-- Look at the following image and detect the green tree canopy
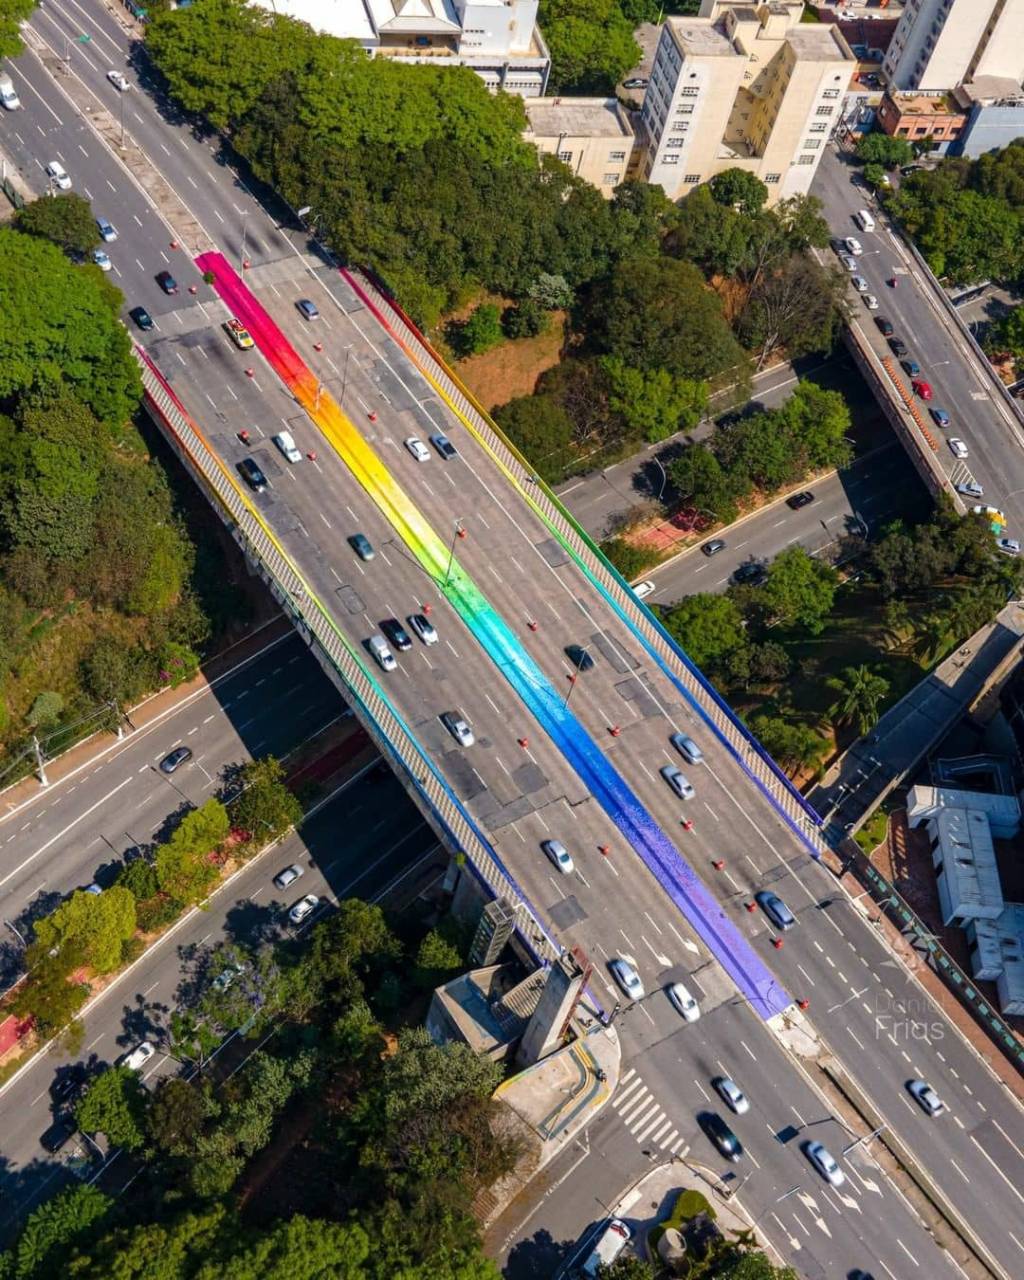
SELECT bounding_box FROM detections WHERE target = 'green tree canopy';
[76,1066,149,1150]
[749,715,828,774]
[231,756,301,845]
[13,1184,111,1280]
[662,594,747,674]
[493,395,576,484]
[0,0,35,59]
[761,547,838,635]
[14,194,101,255]
[709,168,769,214]
[856,131,914,168]
[827,664,890,736]
[600,357,707,443]
[540,0,640,93]
[34,886,136,975]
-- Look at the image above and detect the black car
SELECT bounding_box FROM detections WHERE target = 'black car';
[786,491,814,510]
[429,434,457,459]
[159,745,193,774]
[50,1070,84,1105]
[40,1114,77,1155]
[698,1111,743,1162]
[874,316,894,337]
[888,337,908,357]
[565,644,595,672]
[237,458,268,492]
[732,562,767,587]
[156,270,179,295]
[129,305,154,331]
[380,618,412,652]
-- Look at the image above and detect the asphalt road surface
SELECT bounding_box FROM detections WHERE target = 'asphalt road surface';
[1,12,1023,1277]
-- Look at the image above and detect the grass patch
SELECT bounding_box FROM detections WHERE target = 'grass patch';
[856,807,890,854]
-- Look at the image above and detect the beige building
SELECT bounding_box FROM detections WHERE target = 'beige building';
[882,0,1024,93]
[638,2,853,203]
[523,98,638,195]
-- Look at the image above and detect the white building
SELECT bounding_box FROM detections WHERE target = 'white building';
[882,0,1024,92]
[251,0,550,97]
[523,98,638,196]
[638,2,853,204]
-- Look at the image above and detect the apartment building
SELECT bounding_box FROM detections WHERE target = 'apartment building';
[638,2,853,203]
[882,0,1024,92]
[523,99,639,196]
[251,0,550,97]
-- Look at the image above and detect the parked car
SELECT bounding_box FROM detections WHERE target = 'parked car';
[296,299,319,320]
[633,580,655,600]
[273,864,303,891]
[888,337,908,357]
[407,613,438,644]
[851,275,869,293]
[665,981,700,1022]
[430,434,457,459]
[838,252,857,272]
[863,294,879,310]
[45,161,71,190]
[380,618,412,652]
[912,379,933,401]
[122,1041,155,1072]
[288,894,320,925]
[91,249,112,272]
[237,457,268,492]
[930,408,951,428]
[349,533,374,561]
[875,317,895,337]
[96,217,117,242]
[622,77,648,89]
[732,562,767,587]
[273,431,302,463]
[660,764,695,800]
[907,1079,946,1116]
[441,710,474,747]
[948,438,969,459]
[156,269,178,295]
[712,1076,749,1115]
[955,479,983,499]
[900,359,921,377]
[404,437,430,462]
[786,491,814,510]
[224,318,254,350]
[106,69,130,91]
[997,538,1021,556]
[701,538,726,557]
[542,839,574,875]
[609,957,643,1000]
[699,1111,743,1162]
[755,890,796,931]
[670,732,704,766]
[581,1220,631,1278]
[804,1140,845,1186]
[844,236,863,255]
[159,746,192,774]
[40,1115,77,1154]
[566,644,595,671]
[129,305,154,331]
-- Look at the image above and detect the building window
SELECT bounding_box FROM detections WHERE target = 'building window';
[677,104,694,115]
[803,138,821,150]
[603,173,621,185]
[671,122,688,132]
[683,173,701,184]
[914,126,927,135]
[661,155,680,165]
[810,122,827,134]
[797,155,815,165]
[666,138,685,148]
[815,106,834,117]
[680,87,700,97]
[822,89,840,99]
[557,150,572,163]
[609,150,626,161]
[765,173,781,183]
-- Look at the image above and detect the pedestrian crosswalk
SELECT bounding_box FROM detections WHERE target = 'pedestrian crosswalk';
[611,1068,689,1156]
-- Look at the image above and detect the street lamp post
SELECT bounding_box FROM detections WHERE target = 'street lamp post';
[120,90,127,149]
[443,519,466,588]
[564,648,591,708]
[240,211,249,271]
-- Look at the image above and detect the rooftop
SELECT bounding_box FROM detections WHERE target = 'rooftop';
[883,90,963,115]
[787,25,854,62]
[955,77,1024,107]
[524,97,633,139]
[933,807,1004,918]
[667,18,738,58]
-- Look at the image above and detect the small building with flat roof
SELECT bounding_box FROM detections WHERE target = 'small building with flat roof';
[523,98,638,196]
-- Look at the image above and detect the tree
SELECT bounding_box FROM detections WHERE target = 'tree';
[992,304,1024,360]
[598,1257,655,1280]
[600,356,707,443]
[76,1066,149,1150]
[201,1216,371,1280]
[493,394,576,484]
[34,886,137,975]
[454,303,503,357]
[668,445,742,525]
[749,715,828,773]
[541,0,640,94]
[827,664,890,736]
[779,381,852,471]
[762,547,838,635]
[711,1252,799,1280]
[230,756,301,845]
[709,168,769,214]
[300,898,402,1003]
[738,255,847,366]
[11,956,89,1036]
[599,537,657,580]
[414,929,464,990]
[161,798,230,862]
[856,132,914,168]
[14,194,101,255]
[27,691,63,729]
[662,594,747,674]
[14,1184,111,1280]
[0,0,35,59]
[154,799,230,906]
[529,273,574,310]
[502,300,549,340]
[146,1077,218,1158]
[862,162,888,190]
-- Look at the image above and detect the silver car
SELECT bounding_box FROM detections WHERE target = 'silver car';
[660,764,695,800]
[804,1140,845,1186]
[273,864,303,891]
[851,275,869,293]
[713,1076,749,1115]
[404,437,430,462]
[609,957,644,1000]
[666,981,700,1022]
[441,711,474,747]
[908,1079,945,1116]
[542,839,574,875]
[122,1041,155,1072]
[288,893,320,925]
[407,613,438,645]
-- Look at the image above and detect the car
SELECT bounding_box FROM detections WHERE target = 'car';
[296,299,320,320]
[851,275,869,293]
[441,710,474,747]
[633,580,655,600]
[622,77,648,89]
[83,883,103,896]
[786,491,814,510]
[888,337,908,357]
[542,839,574,875]
[91,249,112,272]
[930,408,951,428]
[106,69,130,91]
[581,1219,632,1278]
[237,457,268,491]
[380,618,412,652]
[404,437,430,463]
[901,163,923,176]
[955,479,983,499]
[732,562,767,587]
[273,431,302,464]
[804,1140,845,1186]
[850,1272,876,1280]
[45,161,72,191]
[273,864,304,891]
[349,533,374,561]
[156,270,178,295]
[566,644,595,672]
[971,505,1005,524]
[844,236,863,256]
[665,981,700,1022]
[430,434,457,459]
[212,963,245,993]
[224,318,254,350]
[701,538,726,556]
[407,613,438,645]
[712,1076,749,1115]
[838,252,858,272]
[863,294,879,310]
[907,1079,946,1116]
[368,635,396,671]
[609,957,644,1000]
[122,1041,155,1072]
[660,764,695,800]
[948,437,969,459]
[159,746,193,774]
[51,1070,85,1105]
[670,732,704,765]
[129,305,154,331]
[755,890,796,931]
[40,1115,77,1154]
[900,359,921,377]
[288,893,320,925]
[912,379,933,401]
[96,217,117,242]
[699,1111,743,1162]
[997,538,1021,556]
[875,316,895,337]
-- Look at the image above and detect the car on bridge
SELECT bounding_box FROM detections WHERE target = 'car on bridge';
[404,437,430,462]
[273,431,302,463]
[900,359,921,377]
[660,764,695,800]
[670,732,704,766]
[948,438,969,459]
[441,710,474,747]
[380,618,412,652]
[755,890,795,931]
[888,337,908,357]
[224,318,254,350]
[542,839,574,875]
[912,379,933,401]
[237,458,268,492]
[804,1140,845,1186]
[368,635,396,671]
[666,981,700,1022]
[609,957,644,1000]
[430,434,457,459]
[407,613,438,644]
[955,479,982,498]
[930,408,950,428]
[349,533,374,561]
[296,299,319,320]
[875,317,894,337]
[908,1079,946,1115]
[566,644,595,671]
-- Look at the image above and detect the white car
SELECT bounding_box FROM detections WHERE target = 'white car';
[665,981,700,1022]
[804,1140,845,1186]
[273,431,302,463]
[863,294,879,310]
[106,70,130,91]
[45,161,71,191]
[660,764,695,800]
[542,839,574,875]
[609,957,644,1000]
[91,249,112,272]
[844,236,863,255]
[633,579,655,600]
[407,613,438,645]
[96,217,117,242]
[288,893,320,925]
[955,480,983,499]
[273,864,303,891]
[404,437,430,462]
[581,1220,631,1279]
[851,276,869,293]
[908,1078,946,1116]
[997,538,1021,556]
[838,252,857,272]
[441,711,474,747]
[122,1041,155,1072]
[713,1076,749,1115]
[948,437,969,459]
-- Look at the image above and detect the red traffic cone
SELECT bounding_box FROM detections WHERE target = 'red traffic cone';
[306,451,317,461]
[313,342,323,352]
[680,818,694,831]
[772,937,784,950]
[527,620,538,632]
[797,998,809,1011]
[598,845,610,856]
[245,368,255,378]
[745,902,756,912]
[368,410,378,422]
[609,725,621,738]
[712,859,725,870]
[422,603,432,614]
[517,738,529,749]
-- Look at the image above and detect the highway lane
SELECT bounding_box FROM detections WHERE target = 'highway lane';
[3,12,1023,1274]
[0,634,345,986]
[635,440,930,606]
[0,760,440,1237]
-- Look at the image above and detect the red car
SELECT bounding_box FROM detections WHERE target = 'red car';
[912,379,933,401]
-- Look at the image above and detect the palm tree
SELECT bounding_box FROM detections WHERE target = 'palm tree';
[827,664,890,737]
[911,611,953,664]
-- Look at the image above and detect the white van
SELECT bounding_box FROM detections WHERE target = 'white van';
[0,74,20,111]
[368,635,396,672]
[581,1219,631,1277]
[854,209,875,233]
[273,430,302,464]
